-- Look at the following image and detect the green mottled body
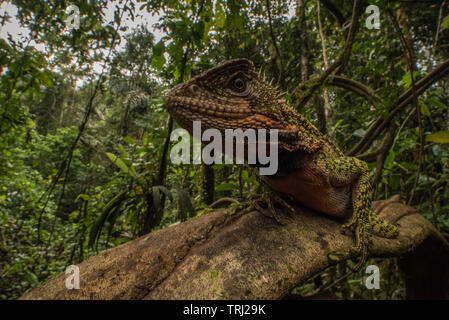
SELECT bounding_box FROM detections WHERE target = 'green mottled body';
[165,58,398,266]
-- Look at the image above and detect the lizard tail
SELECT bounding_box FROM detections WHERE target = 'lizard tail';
[368,211,399,238]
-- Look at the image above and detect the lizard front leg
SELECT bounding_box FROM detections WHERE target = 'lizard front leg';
[248,185,296,224]
[316,156,399,270]
[229,173,296,224]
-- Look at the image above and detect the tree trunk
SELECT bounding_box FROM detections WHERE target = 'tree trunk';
[201,163,215,205]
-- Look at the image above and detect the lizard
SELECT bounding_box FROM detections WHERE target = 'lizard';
[164,58,399,274]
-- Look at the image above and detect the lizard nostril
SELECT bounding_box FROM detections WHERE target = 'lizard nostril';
[189,84,200,95]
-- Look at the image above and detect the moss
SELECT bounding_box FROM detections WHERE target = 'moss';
[286,263,297,274]
[209,267,219,283]
[219,290,227,299]
[294,76,323,106]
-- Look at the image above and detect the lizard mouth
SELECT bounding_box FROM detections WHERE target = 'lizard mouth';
[165,95,252,120]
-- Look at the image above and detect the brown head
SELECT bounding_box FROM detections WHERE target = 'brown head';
[165,58,322,153]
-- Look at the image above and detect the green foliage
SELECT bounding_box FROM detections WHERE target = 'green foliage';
[442,15,449,30]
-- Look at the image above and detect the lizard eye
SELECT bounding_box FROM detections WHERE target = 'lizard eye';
[230,77,248,95]
[233,78,245,90]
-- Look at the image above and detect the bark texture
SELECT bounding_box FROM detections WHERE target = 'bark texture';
[21,195,449,300]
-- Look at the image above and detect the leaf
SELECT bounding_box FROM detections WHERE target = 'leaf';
[384,150,396,167]
[427,97,448,110]
[215,182,237,192]
[105,206,122,241]
[241,169,249,180]
[192,21,205,44]
[420,103,430,116]
[39,70,53,87]
[26,118,34,129]
[106,152,130,174]
[122,136,134,145]
[390,175,400,190]
[400,71,420,89]
[401,162,418,171]
[76,194,91,201]
[173,66,181,80]
[151,54,166,70]
[426,131,449,144]
[118,144,129,160]
[88,190,128,248]
[135,185,143,195]
[151,41,166,70]
[215,2,226,28]
[24,270,39,286]
[442,15,449,30]
[142,132,149,146]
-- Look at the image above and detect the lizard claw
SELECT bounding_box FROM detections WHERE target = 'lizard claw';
[247,190,296,225]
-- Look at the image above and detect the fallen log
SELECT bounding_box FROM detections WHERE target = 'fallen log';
[20,195,449,300]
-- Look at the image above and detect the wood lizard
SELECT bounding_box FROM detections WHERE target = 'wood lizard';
[165,58,399,272]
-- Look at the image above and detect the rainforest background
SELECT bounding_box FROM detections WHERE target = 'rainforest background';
[1,0,448,300]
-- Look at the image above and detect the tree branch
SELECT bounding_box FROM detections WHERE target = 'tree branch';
[347,59,449,156]
[327,75,382,108]
[21,197,449,300]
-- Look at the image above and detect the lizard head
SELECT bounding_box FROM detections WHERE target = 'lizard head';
[165,58,298,134]
[165,58,322,153]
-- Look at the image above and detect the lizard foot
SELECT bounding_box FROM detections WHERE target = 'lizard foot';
[242,190,296,225]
